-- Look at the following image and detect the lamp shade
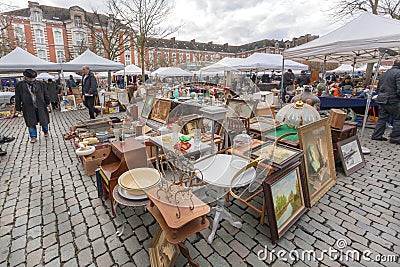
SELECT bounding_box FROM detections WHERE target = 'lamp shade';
[276,101,321,128]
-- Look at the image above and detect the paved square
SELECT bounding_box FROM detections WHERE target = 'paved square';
[0,110,399,266]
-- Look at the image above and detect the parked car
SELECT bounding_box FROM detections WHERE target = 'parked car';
[0,91,15,105]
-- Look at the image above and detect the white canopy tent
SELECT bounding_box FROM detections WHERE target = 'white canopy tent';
[62,50,124,71]
[36,72,56,80]
[151,67,192,78]
[0,47,60,72]
[284,13,400,63]
[231,53,308,71]
[327,64,355,73]
[115,64,145,75]
[355,64,391,72]
[199,57,242,74]
[60,72,81,79]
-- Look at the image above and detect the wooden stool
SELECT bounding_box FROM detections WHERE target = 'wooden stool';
[99,139,148,216]
[146,184,210,267]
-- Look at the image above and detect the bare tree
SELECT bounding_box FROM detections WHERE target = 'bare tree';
[0,1,26,57]
[331,0,400,87]
[108,0,179,78]
[86,6,133,61]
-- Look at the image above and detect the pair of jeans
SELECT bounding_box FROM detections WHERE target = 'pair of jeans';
[372,102,400,142]
[83,95,99,119]
[28,125,49,138]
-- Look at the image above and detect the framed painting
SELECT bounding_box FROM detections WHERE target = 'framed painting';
[141,94,155,119]
[263,161,307,244]
[337,136,365,176]
[150,99,172,124]
[298,118,336,207]
[149,227,179,267]
[117,92,129,105]
[60,95,77,112]
[226,99,256,118]
[248,141,303,169]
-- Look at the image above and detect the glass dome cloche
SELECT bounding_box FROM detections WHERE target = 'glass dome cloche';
[276,100,321,128]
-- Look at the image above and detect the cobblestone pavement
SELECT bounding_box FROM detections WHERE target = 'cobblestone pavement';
[0,110,399,267]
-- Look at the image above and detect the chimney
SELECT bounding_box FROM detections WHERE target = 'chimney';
[191,39,195,45]
[171,37,175,43]
[28,1,39,7]
[208,41,213,45]
[223,43,228,48]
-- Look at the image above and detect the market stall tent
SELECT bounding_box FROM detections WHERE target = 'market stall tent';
[327,64,354,73]
[36,72,56,80]
[61,72,81,79]
[199,57,243,74]
[151,67,192,77]
[0,47,60,71]
[231,53,308,71]
[284,13,400,63]
[62,49,124,71]
[115,64,145,75]
[355,64,391,72]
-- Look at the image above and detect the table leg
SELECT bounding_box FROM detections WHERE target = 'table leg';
[114,202,133,237]
[155,146,160,171]
[208,188,242,244]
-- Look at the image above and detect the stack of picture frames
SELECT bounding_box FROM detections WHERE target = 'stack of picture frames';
[337,136,366,176]
[261,118,338,244]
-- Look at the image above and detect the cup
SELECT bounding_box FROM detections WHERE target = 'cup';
[193,129,201,146]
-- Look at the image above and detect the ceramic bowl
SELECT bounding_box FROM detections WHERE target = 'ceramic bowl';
[118,168,161,195]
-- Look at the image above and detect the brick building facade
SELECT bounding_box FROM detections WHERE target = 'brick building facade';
[2,1,319,70]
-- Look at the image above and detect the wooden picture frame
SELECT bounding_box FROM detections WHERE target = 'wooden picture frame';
[298,118,336,207]
[141,94,155,119]
[60,95,77,112]
[149,227,179,267]
[263,161,307,244]
[248,141,304,169]
[337,136,365,176]
[226,99,256,119]
[117,92,129,105]
[150,99,172,124]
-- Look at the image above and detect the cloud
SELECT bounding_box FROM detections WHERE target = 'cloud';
[10,0,341,45]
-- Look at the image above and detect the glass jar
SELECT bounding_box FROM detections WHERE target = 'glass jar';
[231,131,253,169]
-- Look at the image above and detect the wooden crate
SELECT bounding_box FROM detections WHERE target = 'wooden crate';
[329,109,347,129]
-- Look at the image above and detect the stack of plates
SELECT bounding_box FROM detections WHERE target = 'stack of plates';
[118,168,161,200]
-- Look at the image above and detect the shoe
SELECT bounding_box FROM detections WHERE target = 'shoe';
[0,149,6,156]
[95,110,101,118]
[0,136,15,144]
[30,138,37,143]
[44,132,49,137]
[389,139,400,145]
[371,137,388,141]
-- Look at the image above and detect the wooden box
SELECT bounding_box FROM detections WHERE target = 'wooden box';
[329,109,346,129]
[83,146,111,176]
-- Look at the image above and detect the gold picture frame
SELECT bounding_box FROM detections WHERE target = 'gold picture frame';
[149,227,179,267]
[298,118,336,207]
[150,99,172,124]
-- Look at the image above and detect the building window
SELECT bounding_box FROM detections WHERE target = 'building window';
[14,27,24,43]
[75,16,82,28]
[37,49,47,60]
[179,53,184,63]
[75,32,84,46]
[35,29,45,44]
[56,51,64,63]
[186,54,190,62]
[32,11,41,22]
[54,30,63,45]
[172,53,176,64]
[125,54,131,65]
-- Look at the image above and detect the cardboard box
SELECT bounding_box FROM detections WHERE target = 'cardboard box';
[329,109,347,129]
[82,146,111,176]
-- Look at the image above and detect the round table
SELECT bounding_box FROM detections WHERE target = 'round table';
[112,185,148,236]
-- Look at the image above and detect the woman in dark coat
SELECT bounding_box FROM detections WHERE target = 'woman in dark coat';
[15,69,50,143]
[47,78,61,109]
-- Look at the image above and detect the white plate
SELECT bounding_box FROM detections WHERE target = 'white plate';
[118,186,148,200]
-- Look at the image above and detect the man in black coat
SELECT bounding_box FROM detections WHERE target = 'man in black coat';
[296,70,310,87]
[282,69,295,102]
[15,69,50,143]
[82,66,100,119]
[371,60,400,144]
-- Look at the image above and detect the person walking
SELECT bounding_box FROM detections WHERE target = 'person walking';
[66,75,76,90]
[47,78,61,109]
[371,59,400,144]
[15,69,50,143]
[82,66,100,119]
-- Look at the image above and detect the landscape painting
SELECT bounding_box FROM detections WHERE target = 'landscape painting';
[271,168,304,230]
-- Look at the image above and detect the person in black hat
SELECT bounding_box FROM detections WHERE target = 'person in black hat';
[15,69,50,143]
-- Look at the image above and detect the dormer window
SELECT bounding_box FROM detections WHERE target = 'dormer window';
[75,16,82,28]
[32,11,41,22]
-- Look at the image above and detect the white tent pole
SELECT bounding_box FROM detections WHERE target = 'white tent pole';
[280,58,285,92]
[360,49,385,154]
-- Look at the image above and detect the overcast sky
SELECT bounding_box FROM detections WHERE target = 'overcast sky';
[8,0,343,45]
